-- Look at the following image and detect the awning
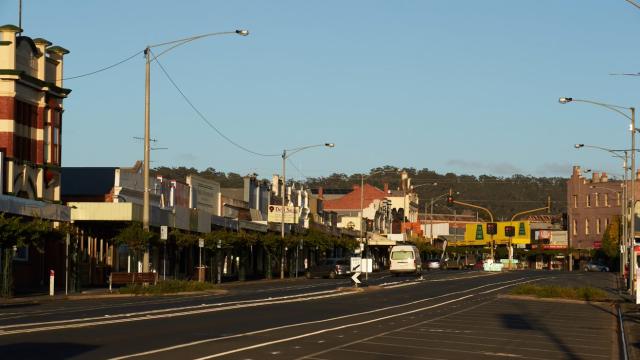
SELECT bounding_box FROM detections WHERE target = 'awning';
[0,195,70,222]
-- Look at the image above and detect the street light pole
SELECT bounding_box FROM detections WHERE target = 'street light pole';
[281,149,287,279]
[141,29,249,272]
[280,143,334,279]
[576,144,630,278]
[561,97,636,292]
[142,47,151,272]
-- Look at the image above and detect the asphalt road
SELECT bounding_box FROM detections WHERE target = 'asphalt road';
[0,270,620,359]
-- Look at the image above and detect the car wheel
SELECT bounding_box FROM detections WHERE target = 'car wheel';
[305,272,311,279]
[583,267,589,272]
[329,270,337,279]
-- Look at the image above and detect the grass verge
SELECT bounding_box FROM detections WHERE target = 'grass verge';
[510,284,609,302]
[119,279,219,295]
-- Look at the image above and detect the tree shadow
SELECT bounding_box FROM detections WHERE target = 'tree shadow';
[0,342,99,359]
[500,307,582,360]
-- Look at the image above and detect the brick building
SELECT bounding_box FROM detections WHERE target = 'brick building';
[566,165,630,250]
[0,24,70,201]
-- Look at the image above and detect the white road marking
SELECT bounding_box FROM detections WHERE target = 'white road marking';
[191,295,476,360]
[111,276,533,359]
[0,291,352,336]
[0,289,341,332]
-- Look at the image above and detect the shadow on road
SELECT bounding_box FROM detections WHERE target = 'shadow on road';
[501,304,582,360]
[0,342,99,359]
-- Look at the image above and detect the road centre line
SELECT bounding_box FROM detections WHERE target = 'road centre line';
[381,333,608,351]
[0,291,355,336]
[295,296,500,360]
[0,270,509,332]
[388,331,610,349]
[0,289,342,332]
[191,295,477,360]
[378,272,499,288]
[361,339,610,359]
[298,276,547,360]
[112,276,539,359]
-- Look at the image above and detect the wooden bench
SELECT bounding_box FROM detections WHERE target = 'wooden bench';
[109,272,158,292]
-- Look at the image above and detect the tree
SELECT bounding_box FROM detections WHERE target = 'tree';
[600,216,621,260]
[113,222,156,270]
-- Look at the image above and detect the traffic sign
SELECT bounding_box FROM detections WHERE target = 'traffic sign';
[351,272,361,285]
[160,225,168,240]
[198,238,204,248]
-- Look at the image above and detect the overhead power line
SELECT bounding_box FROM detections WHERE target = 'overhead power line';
[149,49,279,158]
[63,50,142,80]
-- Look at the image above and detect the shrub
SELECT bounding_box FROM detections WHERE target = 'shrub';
[119,279,218,295]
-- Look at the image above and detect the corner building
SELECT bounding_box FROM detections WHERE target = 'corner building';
[0,24,70,201]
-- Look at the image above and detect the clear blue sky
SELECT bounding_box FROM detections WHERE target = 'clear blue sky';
[2,1,640,180]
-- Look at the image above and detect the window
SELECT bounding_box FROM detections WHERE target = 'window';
[572,219,577,236]
[586,194,591,207]
[617,192,622,206]
[391,251,414,260]
[604,193,609,207]
[594,193,599,207]
[605,218,609,230]
[585,218,590,235]
[573,195,578,208]
[596,219,601,234]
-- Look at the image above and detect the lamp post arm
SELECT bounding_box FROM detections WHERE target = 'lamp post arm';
[452,200,494,222]
[149,31,239,50]
[626,0,640,10]
[510,206,550,222]
[570,99,633,121]
[285,144,329,158]
[579,145,626,161]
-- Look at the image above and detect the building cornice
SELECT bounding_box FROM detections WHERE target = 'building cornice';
[0,69,71,96]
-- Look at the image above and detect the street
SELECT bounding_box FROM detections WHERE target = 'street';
[0,271,619,360]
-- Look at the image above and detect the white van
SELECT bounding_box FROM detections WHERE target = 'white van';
[389,245,422,276]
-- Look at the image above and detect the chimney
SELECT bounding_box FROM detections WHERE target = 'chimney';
[601,172,608,183]
[318,187,324,198]
[572,166,581,178]
[272,174,280,197]
[592,172,600,183]
[33,38,51,81]
[0,25,20,71]
[46,45,70,88]
[384,183,389,193]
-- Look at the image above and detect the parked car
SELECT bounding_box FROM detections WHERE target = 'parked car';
[425,258,441,270]
[441,257,463,270]
[390,245,423,275]
[584,262,609,272]
[306,258,350,279]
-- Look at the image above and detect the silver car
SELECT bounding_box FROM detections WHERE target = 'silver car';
[584,262,609,272]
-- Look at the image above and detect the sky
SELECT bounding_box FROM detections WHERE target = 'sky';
[2,1,640,181]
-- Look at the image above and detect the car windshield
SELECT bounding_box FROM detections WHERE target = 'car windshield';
[391,251,414,260]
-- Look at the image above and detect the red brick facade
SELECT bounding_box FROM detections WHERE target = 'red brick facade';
[566,166,630,249]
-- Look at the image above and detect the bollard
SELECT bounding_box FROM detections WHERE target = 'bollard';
[49,269,55,296]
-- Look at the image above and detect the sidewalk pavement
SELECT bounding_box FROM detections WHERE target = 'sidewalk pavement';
[618,275,640,360]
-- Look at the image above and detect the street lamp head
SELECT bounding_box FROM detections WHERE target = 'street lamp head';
[325,143,335,148]
[559,97,573,104]
[574,144,584,148]
[235,29,249,36]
